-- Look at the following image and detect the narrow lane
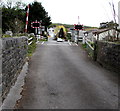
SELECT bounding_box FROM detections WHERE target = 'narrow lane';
[17,40,118,109]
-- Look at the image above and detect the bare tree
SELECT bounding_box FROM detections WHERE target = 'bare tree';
[109,1,120,41]
[2,0,26,9]
[109,1,118,28]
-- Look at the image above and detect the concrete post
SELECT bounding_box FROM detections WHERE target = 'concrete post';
[82,36,86,44]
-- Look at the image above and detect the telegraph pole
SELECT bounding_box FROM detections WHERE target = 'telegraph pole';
[35,20,38,36]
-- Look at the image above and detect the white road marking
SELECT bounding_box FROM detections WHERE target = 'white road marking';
[75,43,78,46]
[45,44,69,46]
[41,41,78,47]
[68,42,71,46]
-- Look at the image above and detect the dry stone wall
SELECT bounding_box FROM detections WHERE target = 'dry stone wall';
[96,41,120,72]
[0,38,2,104]
[2,37,28,101]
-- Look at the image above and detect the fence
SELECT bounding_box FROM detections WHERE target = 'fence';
[78,35,96,60]
[85,38,94,51]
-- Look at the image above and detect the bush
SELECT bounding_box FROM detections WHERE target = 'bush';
[66,33,71,40]
[2,34,11,38]
[82,44,87,48]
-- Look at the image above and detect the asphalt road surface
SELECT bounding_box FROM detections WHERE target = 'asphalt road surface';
[16,39,118,109]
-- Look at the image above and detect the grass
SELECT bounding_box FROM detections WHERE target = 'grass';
[38,38,48,41]
[82,44,87,48]
[82,43,94,59]
[2,33,28,38]
[27,36,37,57]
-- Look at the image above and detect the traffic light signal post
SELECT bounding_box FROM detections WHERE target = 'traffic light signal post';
[74,24,84,43]
[31,20,42,41]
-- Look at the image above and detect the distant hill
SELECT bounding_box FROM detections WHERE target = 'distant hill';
[50,23,98,31]
[50,23,74,28]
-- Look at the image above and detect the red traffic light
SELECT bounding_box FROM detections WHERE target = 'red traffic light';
[31,21,41,28]
[74,24,83,30]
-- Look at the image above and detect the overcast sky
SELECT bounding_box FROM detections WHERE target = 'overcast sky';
[19,0,120,27]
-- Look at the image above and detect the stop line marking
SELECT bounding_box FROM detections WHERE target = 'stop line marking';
[40,41,78,46]
[68,42,71,46]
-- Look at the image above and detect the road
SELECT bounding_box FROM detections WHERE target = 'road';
[16,38,118,109]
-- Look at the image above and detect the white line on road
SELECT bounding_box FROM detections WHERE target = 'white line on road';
[68,42,71,46]
[75,43,78,46]
[46,44,69,46]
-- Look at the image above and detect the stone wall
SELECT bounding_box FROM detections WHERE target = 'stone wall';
[2,37,28,101]
[96,41,120,72]
[0,38,2,105]
[118,1,120,29]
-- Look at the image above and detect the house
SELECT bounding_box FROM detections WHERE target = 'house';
[48,27,55,38]
[84,28,120,41]
[93,28,120,41]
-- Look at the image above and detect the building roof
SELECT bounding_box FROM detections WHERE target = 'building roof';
[92,28,111,34]
[92,28,120,35]
[84,27,120,35]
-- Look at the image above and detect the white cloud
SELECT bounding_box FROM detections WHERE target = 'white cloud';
[22,0,120,27]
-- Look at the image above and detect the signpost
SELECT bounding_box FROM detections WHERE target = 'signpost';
[74,16,84,43]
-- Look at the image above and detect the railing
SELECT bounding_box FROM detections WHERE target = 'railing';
[78,36,94,51]
[85,38,94,51]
